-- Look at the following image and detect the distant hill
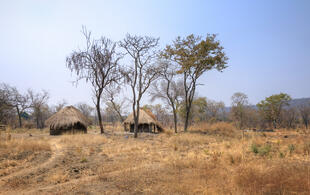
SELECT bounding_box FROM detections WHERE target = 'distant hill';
[225,97,310,112]
[287,97,310,108]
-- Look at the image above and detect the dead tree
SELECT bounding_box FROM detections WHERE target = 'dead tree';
[54,99,68,113]
[103,86,126,123]
[75,102,95,121]
[66,27,122,134]
[0,83,31,128]
[28,89,49,129]
[299,102,310,129]
[120,34,160,138]
[150,60,184,133]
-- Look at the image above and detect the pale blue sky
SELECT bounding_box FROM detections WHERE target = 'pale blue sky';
[0,0,309,107]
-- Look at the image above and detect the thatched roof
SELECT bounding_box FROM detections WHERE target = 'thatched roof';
[123,109,164,130]
[45,106,90,130]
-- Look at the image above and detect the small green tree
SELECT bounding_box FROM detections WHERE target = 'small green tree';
[230,92,249,129]
[257,93,291,129]
[162,34,228,131]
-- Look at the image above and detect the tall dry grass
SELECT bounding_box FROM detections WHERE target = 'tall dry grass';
[188,122,240,138]
[0,137,51,152]
[236,160,310,194]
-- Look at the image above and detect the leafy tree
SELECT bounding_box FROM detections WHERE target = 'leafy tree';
[230,92,249,129]
[162,34,228,131]
[66,27,122,134]
[257,93,291,129]
[205,98,226,122]
[178,97,225,124]
[192,97,208,122]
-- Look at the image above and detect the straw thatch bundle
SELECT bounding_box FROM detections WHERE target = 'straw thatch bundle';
[123,109,164,133]
[45,106,90,135]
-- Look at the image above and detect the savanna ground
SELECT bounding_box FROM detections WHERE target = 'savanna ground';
[0,123,309,195]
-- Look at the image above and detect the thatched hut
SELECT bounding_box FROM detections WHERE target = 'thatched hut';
[45,106,89,135]
[123,109,164,133]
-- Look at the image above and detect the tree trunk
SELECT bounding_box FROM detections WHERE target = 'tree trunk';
[96,97,104,134]
[16,106,22,128]
[184,108,190,132]
[134,104,140,138]
[111,100,124,122]
[273,120,277,129]
[36,114,40,129]
[172,106,178,133]
[134,116,138,138]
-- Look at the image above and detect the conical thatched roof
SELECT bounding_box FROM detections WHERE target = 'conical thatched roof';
[45,106,90,130]
[124,109,164,130]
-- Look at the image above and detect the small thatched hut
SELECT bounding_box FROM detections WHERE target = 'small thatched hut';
[45,106,89,135]
[123,109,164,133]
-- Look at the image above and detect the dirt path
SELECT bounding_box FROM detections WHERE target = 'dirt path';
[0,137,64,187]
[23,162,162,194]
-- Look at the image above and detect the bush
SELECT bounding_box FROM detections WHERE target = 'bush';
[250,143,271,156]
[250,144,259,154]
[259,144,271,156]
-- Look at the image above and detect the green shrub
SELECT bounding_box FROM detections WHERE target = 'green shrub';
[251,144,259,154]
[258,144,271,156]
[279,151,285,158]
[288,144,295,155]
[250,143,271,156]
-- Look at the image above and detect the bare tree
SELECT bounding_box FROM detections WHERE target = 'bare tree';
[28,89,49,129]
[281,107,299,129]
[66,27,122,134]
[120,34,160,138]
[299,102,310,129]
[150,60,184,133]
[0,83,16,125]
[54,99,68,113]
[0,83,31,128]
[75,102,95,123]
[103,86,126,122]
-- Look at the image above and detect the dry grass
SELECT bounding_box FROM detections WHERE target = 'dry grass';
[7,127,49,134]
[0,135,51,186]
[0,123,309,194]
[188,122,240,138]
[46,170,70,184]
[60,134,108,147]
[0,137,51,152]
[236,160,310,194]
